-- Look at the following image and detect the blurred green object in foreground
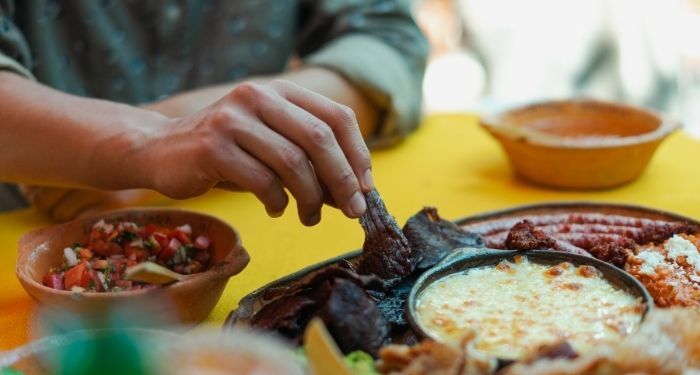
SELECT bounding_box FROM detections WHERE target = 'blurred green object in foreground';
[1,368,25,375]
[344,351,379,375]
[56,330,151,375]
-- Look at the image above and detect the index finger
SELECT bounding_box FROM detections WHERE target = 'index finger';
[268,80,374,192]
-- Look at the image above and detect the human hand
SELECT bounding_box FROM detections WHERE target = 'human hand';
[144,80,374,226]
[21,186,158,222]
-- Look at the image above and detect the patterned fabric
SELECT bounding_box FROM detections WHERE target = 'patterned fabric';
[0,0,428,145]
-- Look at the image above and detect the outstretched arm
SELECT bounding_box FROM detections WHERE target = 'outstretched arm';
[0,72,374,225]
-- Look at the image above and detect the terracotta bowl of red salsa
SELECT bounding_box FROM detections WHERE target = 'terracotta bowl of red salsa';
[16,208,249,326]
[481,99,679,189]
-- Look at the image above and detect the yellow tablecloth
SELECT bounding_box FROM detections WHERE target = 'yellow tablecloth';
[2,114,700,349]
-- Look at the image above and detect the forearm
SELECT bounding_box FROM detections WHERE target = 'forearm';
[0,72,167,190]
[145,67,379,138]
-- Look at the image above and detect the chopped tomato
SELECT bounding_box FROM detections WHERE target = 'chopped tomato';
[144,223,157,237]
[91,239,123,257]
[46,221,213,293]
[124,244,148,262]
[78,248,93,260]
[159,237,181,261]
[92,259,109,270]
[152,232,169,250]
[171,230,192,245]
[64,262,92,289]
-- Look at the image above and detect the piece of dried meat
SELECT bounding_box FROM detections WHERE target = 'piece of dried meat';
[403,207,485,269]
[356,190,414,282]
[318,278,390,356]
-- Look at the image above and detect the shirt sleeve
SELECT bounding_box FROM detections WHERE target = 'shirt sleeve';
[0,0,35,79]
[297,0,429,148]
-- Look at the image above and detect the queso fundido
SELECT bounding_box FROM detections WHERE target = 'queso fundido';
[415,255,645,359]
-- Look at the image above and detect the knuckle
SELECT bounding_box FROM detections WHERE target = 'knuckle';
[356,148,372,168]
[195,134,220,161]
[335,104,357,126]
[207,106,231,128]
[230,82,264,103]
[307,121,335,146]
[267,79,289,91]
[279,145,307,172]
[250,168,278,194]
[336,167,357,187]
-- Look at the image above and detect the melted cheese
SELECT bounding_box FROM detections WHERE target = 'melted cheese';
[416,257,643,359]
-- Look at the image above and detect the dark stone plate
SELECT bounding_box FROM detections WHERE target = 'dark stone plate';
[224,201,697,330]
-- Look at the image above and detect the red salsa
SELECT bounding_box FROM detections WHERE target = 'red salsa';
[42,220,212,292]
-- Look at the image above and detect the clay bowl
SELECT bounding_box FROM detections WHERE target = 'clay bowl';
[0,328,303,375]
[406,248,652,365]
[16,208,249,327]
[480,99,679,189]
[0,328,179,375]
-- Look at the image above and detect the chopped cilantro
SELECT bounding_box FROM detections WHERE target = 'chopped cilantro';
[112,231,138,244]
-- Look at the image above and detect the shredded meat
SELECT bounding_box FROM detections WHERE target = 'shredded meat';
[378,341,465,375]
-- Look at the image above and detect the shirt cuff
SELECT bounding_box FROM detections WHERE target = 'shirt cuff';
[304,34,422,148]
[0,52,35,80]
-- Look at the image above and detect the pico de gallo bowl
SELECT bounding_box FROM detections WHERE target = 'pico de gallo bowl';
[16,208,249,325]
[43,220,214,293]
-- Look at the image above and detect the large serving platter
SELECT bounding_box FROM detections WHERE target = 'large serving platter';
[225,201,698,329]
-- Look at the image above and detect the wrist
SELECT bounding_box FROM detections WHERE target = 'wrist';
[84,106,173,191]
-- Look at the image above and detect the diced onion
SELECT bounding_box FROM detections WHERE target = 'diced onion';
[194,236,211,250]
[64,247,78,267]
[168,237,183,251]
[130,238,144,248]
[176,224,192,235]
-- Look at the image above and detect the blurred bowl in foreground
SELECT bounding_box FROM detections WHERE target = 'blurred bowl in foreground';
[480,99,679,189]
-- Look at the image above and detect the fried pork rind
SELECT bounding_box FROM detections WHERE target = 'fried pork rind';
[377,334,497,375]
[504,308,700,375]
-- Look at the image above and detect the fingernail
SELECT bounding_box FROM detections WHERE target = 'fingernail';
[348,191,367,217]
[362,169,374,191]
[268,207,285,218]
[307,211,321,226]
